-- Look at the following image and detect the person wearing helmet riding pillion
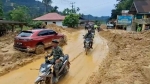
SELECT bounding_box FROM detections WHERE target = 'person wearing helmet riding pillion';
[83,29,94,49]
[47,39,64,82]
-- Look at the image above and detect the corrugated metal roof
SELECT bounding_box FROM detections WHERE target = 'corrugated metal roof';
[33,13,65,21]
[0,20,26,24]
[134,0,150,13]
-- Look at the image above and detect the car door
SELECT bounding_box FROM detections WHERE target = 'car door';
[38,30,50,47]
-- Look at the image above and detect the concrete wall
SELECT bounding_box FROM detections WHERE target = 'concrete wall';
[46,21,63,26]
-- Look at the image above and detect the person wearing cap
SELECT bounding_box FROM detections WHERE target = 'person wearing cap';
[48,40,64,61]
[47,39,64,82]
[83,29,94,49]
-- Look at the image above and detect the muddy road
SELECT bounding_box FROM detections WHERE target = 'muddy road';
[0,29,108,84]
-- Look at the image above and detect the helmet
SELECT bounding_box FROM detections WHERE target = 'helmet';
[52,39,59,43]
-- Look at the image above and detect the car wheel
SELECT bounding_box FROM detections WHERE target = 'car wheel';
[35,45,45,54]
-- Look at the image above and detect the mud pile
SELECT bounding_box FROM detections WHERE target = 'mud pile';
[0,33,40,76]
[46,24,65,33]
[87,30,150,84]
[46,24,79,33]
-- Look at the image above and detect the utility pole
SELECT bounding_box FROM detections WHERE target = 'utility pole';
[70,2,75,13]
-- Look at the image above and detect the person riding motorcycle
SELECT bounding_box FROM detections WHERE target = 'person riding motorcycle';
[94,24,98,30]
[47,39,64,82]
[85,23,90,30]
[84,29,94,49]
[91,24,95,34]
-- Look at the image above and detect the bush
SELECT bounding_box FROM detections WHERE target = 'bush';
[63,13,79,28]
[28,21,43,28]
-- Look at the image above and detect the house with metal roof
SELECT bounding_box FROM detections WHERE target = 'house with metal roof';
[129,0,150,31]
[33,13,65,27]
[33,12,85,27]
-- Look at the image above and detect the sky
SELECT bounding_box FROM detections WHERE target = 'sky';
[38,0,117,17]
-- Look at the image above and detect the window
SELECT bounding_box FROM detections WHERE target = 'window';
[38,30,49,36]
[53,22,56,24]
[18,31,33,37]
[48,30,57,35]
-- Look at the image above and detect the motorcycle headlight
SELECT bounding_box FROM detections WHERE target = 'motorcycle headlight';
[39,72,44,77]
[86,41,90,43]
[40,67,46,73]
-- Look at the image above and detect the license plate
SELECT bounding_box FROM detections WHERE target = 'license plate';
[17,42,22,45]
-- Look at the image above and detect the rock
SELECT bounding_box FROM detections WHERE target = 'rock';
[1,49,9,52]
[8,62,13,64]
[134,37,142,40]
[126,45,131,48]
[1,63,5,66]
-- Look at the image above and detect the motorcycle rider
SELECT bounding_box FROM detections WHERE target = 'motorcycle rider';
[47,39,64,82]
[85,22,90,30]
[94,24,98,30]
[83,29,94,49]
[91,24,95,34]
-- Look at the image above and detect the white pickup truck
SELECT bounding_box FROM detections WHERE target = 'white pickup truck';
[107,22,114,29]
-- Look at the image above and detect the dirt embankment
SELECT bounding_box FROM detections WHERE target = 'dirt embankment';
[0,24,78,76]
[87,30,150,84]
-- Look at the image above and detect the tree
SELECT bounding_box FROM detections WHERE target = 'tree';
[62,7,80,15]
[42,0,52,13]
[0,0,3,17]
[9,6,30,22]
[50,6,58,12]
[63,13,79,28]
[62,8,71,15]
[111,0,133,19]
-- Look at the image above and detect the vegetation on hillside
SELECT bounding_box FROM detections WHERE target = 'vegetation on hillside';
[0,0,3,17]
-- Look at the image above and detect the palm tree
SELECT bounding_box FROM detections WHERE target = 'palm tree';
[42,0,52,13]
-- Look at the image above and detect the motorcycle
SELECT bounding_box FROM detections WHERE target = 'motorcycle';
[91,29,95,37]
[84,38,91,55]
[34,54,70,84]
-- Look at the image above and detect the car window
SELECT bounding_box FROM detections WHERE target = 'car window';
[18,31,33,37]
[48,30,57,35]
[38,30,49,36]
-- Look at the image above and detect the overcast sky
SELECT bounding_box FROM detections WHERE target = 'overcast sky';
[38,0,117,16]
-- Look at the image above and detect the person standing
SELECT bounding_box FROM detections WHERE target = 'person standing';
[137,25,142,32]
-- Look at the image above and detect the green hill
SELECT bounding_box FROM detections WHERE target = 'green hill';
[2,0,52,18]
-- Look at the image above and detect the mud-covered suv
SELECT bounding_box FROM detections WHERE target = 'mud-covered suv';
[14,29,66,54]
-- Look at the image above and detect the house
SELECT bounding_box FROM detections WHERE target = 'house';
[33,13,65,26]
[129,0,150,31]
